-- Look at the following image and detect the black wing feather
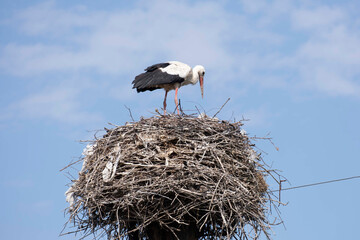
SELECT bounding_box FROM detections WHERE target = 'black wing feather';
[132,63,184,92]
[144,63,170,72]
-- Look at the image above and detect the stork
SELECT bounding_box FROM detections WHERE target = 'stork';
[132,61,205,115]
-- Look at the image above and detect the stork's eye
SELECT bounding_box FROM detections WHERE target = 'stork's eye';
[202,72,205,76]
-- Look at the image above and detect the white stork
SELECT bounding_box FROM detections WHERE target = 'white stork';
[132,61,205,115]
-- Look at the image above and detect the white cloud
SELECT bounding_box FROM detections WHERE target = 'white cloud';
[13,1,103,36]
[289,7,360,96]
[292,6,345,31]
[1,43,91,76]
[296,25,360,66]
[0,0,286,86]
[242,1,360,97]
[316,69,359,96]
[1,0,360,101]
[239,0,269,14]
[1,0,239,76]
[241,105,274,128]
[7,86,103,124]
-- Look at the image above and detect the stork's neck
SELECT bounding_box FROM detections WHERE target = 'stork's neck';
[190,65,201,84]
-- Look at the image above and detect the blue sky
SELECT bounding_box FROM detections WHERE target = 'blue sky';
[0,0,359,239]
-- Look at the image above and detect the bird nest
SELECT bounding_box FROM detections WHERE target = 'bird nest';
[63,114,281,240]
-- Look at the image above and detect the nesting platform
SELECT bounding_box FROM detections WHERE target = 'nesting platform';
[64,114,279,240]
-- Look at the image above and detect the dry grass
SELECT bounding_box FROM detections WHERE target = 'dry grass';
[62,114,282,240]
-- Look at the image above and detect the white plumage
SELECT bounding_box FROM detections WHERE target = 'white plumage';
[132,61,205,114]
[160,61,192,79]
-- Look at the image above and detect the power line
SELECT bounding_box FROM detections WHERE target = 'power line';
[271,175,360,192]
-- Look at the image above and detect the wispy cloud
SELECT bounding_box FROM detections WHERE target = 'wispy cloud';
[1,0,359,126]
[5,86,103,125]
[0,0,241,76]
[289,6,360,96]
[13,1,102,36]
[239,1,360,97]
[241,105,275,128]
[292,6,345,31]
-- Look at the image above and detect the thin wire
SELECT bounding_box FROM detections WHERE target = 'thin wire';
[271,175,360,192]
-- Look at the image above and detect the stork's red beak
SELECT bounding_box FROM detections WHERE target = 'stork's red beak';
[200,76,204,98]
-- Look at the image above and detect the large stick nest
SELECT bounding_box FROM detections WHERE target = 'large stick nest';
[64,114,280,239]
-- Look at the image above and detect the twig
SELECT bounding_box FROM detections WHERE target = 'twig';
[124,105,135,122]
[60,158,83,172]
[213,98,231,118]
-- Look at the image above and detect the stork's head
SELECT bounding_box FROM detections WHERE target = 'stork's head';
[194,65,205,98]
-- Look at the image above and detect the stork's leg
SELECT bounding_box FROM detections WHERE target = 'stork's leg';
[163,90,168,115]
[175,87,180,115]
